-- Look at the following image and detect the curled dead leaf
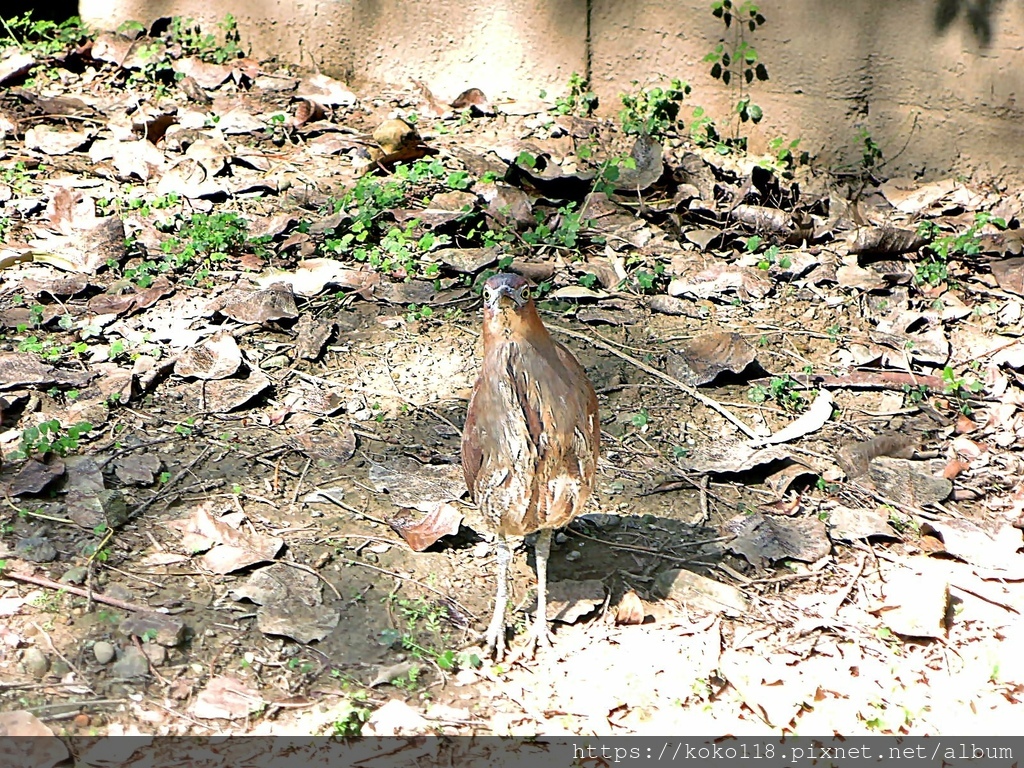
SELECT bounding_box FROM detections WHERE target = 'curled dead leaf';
[615,589,645,625]
[388,502,463,552]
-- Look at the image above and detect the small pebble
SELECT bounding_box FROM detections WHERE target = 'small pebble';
[111,646,149,679]
[104,584,133,602]
[143,643,167,666]
[581,513,621,530]
[565,550,582,562]
[15,537,57,563]
[471,542,490,558]
[93,641,116,665]
[23,647,50,678]
[61,566,89,585]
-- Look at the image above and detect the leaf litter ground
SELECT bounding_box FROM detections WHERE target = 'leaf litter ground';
[0,18,1023,740]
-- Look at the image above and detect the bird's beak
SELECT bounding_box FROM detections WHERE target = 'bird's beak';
[487,285,516,309]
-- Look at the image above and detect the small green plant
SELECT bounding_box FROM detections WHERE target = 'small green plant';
[382,594,475,672]
[174,417,197,437]
[745,236,792,271]
[914,211,1005,287]
[590,154,639,195]
[705,0,768,140]
[555,72,598,117]
[405,304,434,322]
[522,202,589,250]
[1,161,38,196]
[747,376,807,412]
[941,365,982,412]
[764,136,804,175]
[0,12,89,56]
[814,477,833,494]
[619,79,690,138]
[160,211,265,282]
[6,420,92,461]
[330,691,372,738]
[885,508,919,535]
[632,265,666,293]
[901,383,929,407]
[16,334,88,362]
[320,167,466,278]
[857,126,883,172]
[630,409,651,428]
[169,14,244,64]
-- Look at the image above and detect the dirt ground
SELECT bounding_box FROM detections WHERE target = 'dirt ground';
[1,16,1023,740]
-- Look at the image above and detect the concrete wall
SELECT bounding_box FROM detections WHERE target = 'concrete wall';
[79,0,1024,183]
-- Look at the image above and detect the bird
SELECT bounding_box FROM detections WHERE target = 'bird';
[461,273,600,659]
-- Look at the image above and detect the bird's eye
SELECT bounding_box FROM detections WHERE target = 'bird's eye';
[482,287,495,302]
[519,287,532,301]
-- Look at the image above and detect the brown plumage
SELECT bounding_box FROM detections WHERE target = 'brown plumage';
[462,273,600,659]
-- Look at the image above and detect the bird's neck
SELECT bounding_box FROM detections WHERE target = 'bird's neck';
[482,306,553,350]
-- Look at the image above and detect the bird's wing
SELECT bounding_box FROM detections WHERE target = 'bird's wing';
[506,340,599,529]
[460,387,484,500]
[462,351,538,532]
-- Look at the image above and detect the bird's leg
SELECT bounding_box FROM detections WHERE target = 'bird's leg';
[484,533,511,660]
[528,528,554,655]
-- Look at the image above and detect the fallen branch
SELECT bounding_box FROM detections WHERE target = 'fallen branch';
[549,324,760,439]
[7,569,169,614]
[755,370,947,391]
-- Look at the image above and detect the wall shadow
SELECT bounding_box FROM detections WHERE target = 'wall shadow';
[934,0,1007,46]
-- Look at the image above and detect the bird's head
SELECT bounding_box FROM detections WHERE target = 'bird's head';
[479,273,545,342]
[482,273,534,311]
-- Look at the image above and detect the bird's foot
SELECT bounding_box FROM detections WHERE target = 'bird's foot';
[483,616,507,662]
[510,618,551,662]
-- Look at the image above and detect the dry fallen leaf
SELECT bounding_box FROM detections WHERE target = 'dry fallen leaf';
[615,589,646,625]
[388,502,464,552]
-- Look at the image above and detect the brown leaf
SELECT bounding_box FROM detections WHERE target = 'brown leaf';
[991,257,1024,297]
[450,87,493,115]
[724,511,830,568]
[942,458,968,480]
[388,502,464,552]
[296,73,357,106]
[4,457,65,496]
[0,353,57,390]
[615,590,646,625]
[294,314,336,360]
[667,330,756,387]
[216,285,299,324]
[199,371,272,412]
[847,226,926,255]
[174,331,243,380]
[191,676,265,720]
[292,98,326,127]
[0,51,36,86]
[20,274,88,298]
[172,56,235,88]
[729,204,794,235]
[294,425,356,465]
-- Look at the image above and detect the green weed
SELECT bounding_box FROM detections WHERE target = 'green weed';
[619,79,690,138]
[169,14,244,64]
[0,12,88,56]
[6,420,92,461]
[555,72,598,117]
[748,375,807,412]
[915,212,1005,287]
